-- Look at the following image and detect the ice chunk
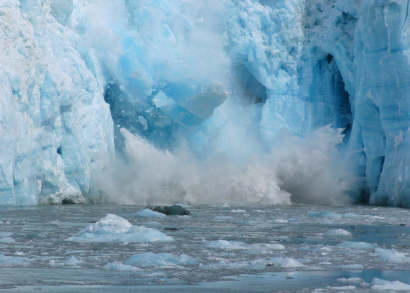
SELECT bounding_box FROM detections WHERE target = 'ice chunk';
[337,278,364,283]
[207,240,247,250]
[162,79,228,121]
[102,263,141,271]
[336,241,376,249]
[270,219,288,224]
[66,214,174,243]
[281,258,305,268]
[323,229,352,238]
[342,213,362,218]
[326,286,356,291]
[0,254,30,265]
[336,264,364,270]
[375,248,409,264]
[371,278,410,291]
[269,257,305,268]
[124,253,198,267]
[152,79,228,127]
[231,209,246,213]
[130,209,166,218]
[213,216,234,221]
[0,237,15,243]
[66,256,82,265]
[244,243,286,254]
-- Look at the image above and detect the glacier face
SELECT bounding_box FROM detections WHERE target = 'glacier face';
[0,0,113,205]
[1,0,410,206]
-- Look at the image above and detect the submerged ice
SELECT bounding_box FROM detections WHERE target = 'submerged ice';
[1,0,410,206]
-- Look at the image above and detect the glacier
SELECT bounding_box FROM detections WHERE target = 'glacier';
[1,0,410,206]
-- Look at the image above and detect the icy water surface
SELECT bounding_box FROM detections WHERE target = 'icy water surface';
[0,204,410,292]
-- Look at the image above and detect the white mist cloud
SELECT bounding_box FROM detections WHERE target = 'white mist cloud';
[95,125,354,206]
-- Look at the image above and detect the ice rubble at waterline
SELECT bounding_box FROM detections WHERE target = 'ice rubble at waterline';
[1,0,410,206]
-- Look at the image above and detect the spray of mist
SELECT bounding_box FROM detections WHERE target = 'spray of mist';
[95,125,355,206]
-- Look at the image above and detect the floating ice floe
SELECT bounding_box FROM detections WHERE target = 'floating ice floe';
[207,240,286,253]
[130,209,166,218]
[66,256,82,265]
[371,278,410,291]
[200,259,266,270]
[342,213,362,218]
[231,209,246,213]
[201,256,303,271]
[269,257,305,268]
[326,285,357,290]
[124,253,199,267]
[221,203,231,209]
[270,219,289,224]
[337,278,364,283]
[375,248,410,264]
[244,243,286,255]
[323,229,352,238]
[66,214,174,243]
[213,216,234,221]
[335,264,364,270]
[207,240,248,250]
[102,263,142,271]
[49,256,83,267]
[336,241,376,249]
[0,254,30,265]
[0,232,14,242]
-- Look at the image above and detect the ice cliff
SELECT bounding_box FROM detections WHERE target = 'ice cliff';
[1,0,410,206]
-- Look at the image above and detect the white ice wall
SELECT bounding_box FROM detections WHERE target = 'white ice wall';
[2,0,410,206]
[0,0,113,205]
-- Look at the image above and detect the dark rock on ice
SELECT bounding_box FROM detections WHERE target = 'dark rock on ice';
[164,227,179,231]
[149,205,191,216]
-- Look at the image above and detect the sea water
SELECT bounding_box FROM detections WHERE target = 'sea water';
[0,204,409,292]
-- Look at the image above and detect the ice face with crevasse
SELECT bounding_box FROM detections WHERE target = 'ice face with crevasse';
[1,0,410,207]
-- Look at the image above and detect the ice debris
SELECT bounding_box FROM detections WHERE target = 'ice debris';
[375,248,410,264]
[124,253,199,267]
[66,214,174,243]
[336,241,376,249]
[371,278,410,291]
[0,254,30,265]
[323,229,352,238]
[130,209,166,218]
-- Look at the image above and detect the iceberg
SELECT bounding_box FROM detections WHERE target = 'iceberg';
[67,214,174,243]
[1,0,410,207]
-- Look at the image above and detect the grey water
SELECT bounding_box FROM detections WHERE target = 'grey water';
[0,204,410,292]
